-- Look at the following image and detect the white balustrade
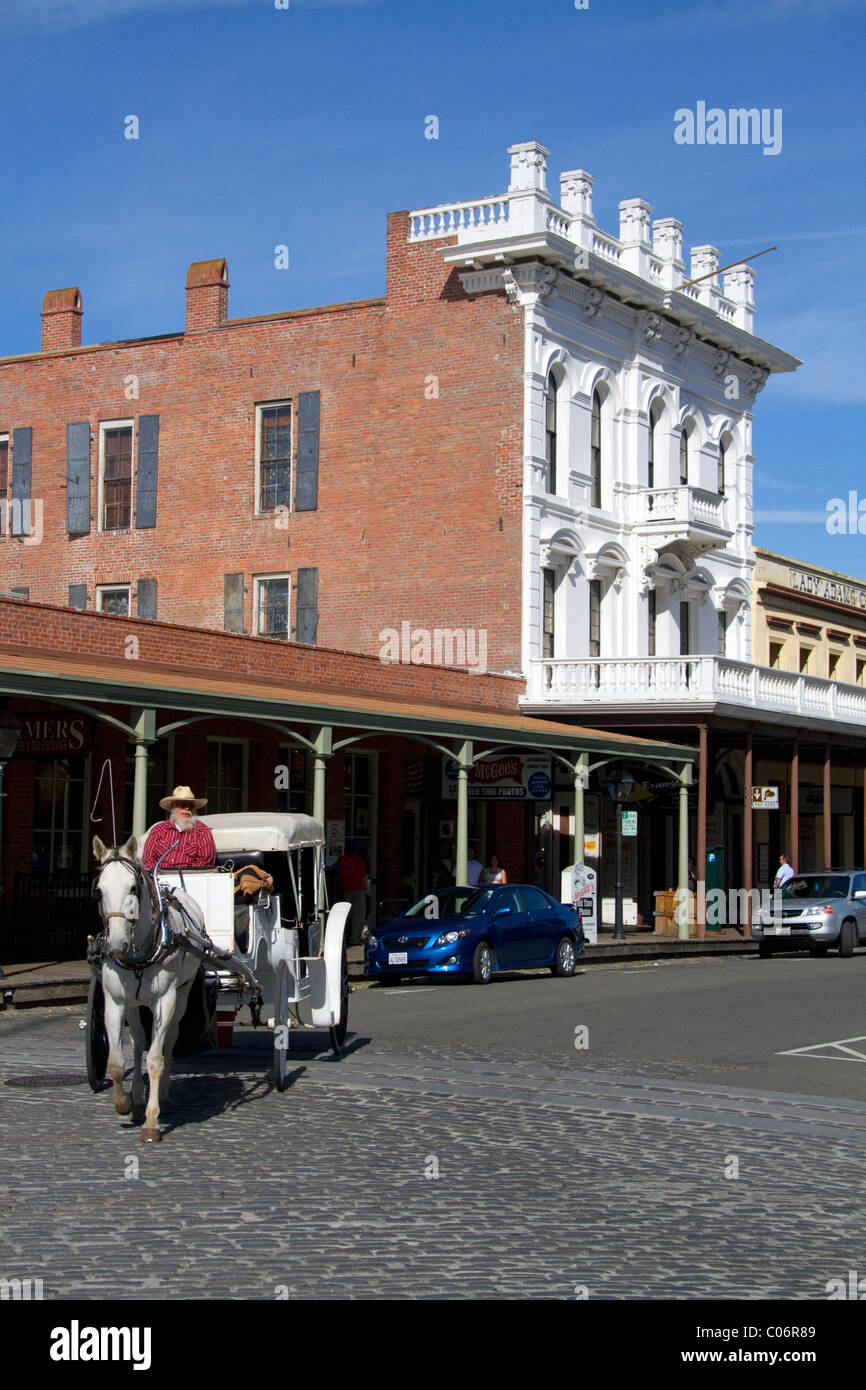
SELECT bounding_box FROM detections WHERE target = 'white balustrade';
[528,656,866,728]
[408,197,511,242]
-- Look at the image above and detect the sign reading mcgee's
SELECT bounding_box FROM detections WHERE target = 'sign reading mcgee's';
[17,715,91,756]
[442,752,552,801]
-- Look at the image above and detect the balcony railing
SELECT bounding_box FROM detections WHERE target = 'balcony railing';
[618,485,729,532]
[524,656,866,726]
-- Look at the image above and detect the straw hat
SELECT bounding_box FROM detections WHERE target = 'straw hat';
[159,784,208,811]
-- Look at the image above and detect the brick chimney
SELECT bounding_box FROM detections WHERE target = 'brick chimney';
[185,258,229,333]
[41,287,83,351]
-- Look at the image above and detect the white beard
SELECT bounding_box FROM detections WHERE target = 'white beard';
[170,812,198,832]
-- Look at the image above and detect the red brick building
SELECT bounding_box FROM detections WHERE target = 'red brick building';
[0,215,524,671]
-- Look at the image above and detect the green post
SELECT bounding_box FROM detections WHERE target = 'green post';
[454,739,472,886]
[312,726,332,904]
[573,753,588,866]
[130,708,156,842]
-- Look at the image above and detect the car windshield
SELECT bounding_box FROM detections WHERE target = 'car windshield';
[781,875,850,900]
[404,888,495,919]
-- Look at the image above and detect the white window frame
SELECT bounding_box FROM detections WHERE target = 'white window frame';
[253,571,292,640]
[96,583,132,616]
[255,401,293,516]
[98,418,135,533]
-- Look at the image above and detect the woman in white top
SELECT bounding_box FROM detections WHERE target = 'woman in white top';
[480,853,507,885]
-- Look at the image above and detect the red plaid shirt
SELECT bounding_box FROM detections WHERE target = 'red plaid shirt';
[142,818,217,871]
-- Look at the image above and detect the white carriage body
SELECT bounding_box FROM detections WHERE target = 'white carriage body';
[153,812,349,1031]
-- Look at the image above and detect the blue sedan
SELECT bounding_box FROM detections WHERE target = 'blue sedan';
[364,884,585,985]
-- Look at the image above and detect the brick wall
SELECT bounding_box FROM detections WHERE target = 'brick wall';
[0,213,525,675]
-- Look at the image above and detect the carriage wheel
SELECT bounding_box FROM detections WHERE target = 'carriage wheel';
[329,950,349,1057]
[85,977,109,1092]
[273,964,290,1092]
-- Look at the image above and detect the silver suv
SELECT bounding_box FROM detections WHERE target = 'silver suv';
[752,870,866,958]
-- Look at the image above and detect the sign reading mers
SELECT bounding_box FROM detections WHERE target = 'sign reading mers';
[17,715,91,756]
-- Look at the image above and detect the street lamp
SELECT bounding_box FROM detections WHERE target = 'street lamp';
[0,712,22,969]
[607,766,635,942]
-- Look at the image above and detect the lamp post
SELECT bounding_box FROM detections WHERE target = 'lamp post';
[0,713,22,970]
[607,766,634,942]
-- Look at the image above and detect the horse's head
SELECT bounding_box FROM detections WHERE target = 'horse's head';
[93,835,144,955]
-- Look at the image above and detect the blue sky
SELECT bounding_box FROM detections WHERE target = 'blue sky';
[1,0,864,573]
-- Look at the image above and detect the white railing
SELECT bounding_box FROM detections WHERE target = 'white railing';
[591,230,623,264]
[525,656,866,725]
[622,485,729,532]
[546,206,571,237]
[408,197,511,241]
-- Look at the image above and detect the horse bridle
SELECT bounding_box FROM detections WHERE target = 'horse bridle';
[94,851,174,975]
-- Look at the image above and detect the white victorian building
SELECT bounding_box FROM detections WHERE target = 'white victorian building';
[407,143,866,922]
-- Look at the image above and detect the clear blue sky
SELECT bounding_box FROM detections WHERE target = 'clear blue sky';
[1,0,863,574]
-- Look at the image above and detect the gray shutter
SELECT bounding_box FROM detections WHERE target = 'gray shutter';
[224,572,245,632]
[10,427,32,538]
[66,422,91,534]
[68,584,87,610]
[136,578,157,620]
[135,414,159,529]
[295,391,320,512]
[296,567,318,644]
[10,587,29,599]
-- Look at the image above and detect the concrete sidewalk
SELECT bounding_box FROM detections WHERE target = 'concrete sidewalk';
[1,929,755,1008]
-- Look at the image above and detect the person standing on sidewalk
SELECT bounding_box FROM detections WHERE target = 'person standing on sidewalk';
[337,839,369,946]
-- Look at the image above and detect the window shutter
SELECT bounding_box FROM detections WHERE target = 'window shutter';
[137,578,157,620]
[296,566,318,644]
[68,584,87,610]
[66,422,91,534]
[135,414,159,529]
[10,427,32,538]
[10,586,29,599]
[224,572,245,633]
[295,391,320,512]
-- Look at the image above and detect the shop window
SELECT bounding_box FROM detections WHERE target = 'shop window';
[344,750,376,874]
[277,743,308,814]
[33,756,88,874]
[206,738,249,813]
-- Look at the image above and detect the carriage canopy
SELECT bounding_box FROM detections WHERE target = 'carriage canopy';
[201,812,325,854]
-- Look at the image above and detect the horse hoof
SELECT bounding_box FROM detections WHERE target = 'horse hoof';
[114,1096,133,1116]
[140,1127,162,1144]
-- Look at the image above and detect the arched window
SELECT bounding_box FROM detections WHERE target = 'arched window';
[679,420,692,486]
[590,389,602,508]
[544,373,557,494]
[648,400,663,491]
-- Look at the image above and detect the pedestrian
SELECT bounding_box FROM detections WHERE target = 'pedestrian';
[773,853,794,890]
[466,844,483,886]
[480,853,507,885]
[336,839,369,946]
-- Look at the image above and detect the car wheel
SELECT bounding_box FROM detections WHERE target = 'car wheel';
[808,944,828,957]
[839,920,856,958]
[758,941,774,959]
[551,935,577,977]
[472,941,493,984]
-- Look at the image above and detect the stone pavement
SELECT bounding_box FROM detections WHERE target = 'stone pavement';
[1,1013,864,1300]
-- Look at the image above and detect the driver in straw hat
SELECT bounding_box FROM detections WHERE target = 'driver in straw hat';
[142,786,217,871]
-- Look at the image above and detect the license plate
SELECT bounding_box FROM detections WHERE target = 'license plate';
[764,926,790,936]
[388,952,408,965]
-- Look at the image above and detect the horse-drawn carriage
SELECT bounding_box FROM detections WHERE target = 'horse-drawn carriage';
[86,812,351,1138]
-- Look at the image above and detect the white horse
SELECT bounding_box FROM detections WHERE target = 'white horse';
[92,834,202,1143]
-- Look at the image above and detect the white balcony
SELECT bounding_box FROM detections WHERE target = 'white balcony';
[616,485,732,553]
[523,656,866,731]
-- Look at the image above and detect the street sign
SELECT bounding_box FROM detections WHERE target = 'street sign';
[621,810,638,837]
[750,786,779,810]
